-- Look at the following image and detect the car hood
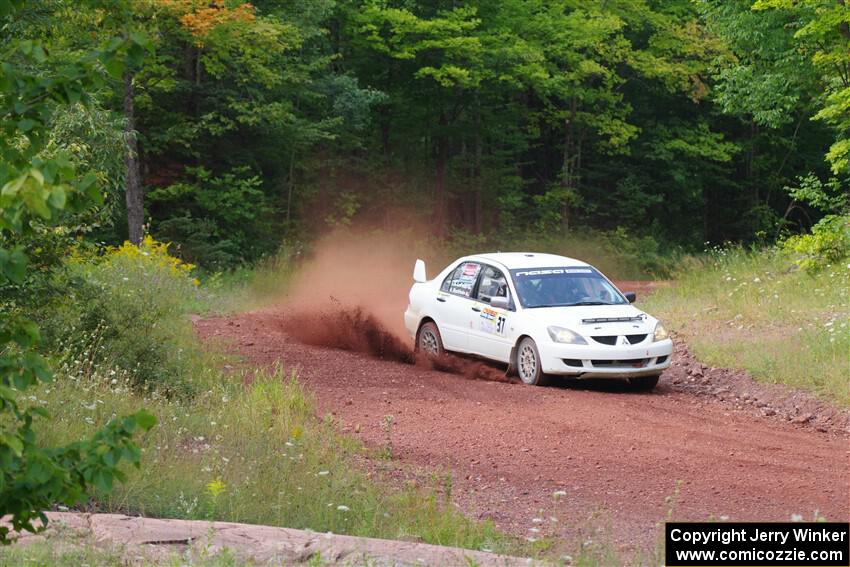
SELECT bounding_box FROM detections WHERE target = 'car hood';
[526,304,657,336]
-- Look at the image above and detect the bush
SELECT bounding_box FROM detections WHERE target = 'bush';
[783,214,850,273]
[40,236,208,397]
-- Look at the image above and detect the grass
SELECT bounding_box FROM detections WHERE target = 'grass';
[0,525,245,566]
[201,246,299,312]
[643,246,850,406]
[28,362,516,554]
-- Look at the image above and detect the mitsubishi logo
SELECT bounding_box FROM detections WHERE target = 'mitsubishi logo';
[617,336,630,346]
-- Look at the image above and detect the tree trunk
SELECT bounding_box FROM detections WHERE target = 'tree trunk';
[434,110,448,235]
[560,97,577,232]
[473,113,483,234]
[285,150,295,225]
[123,70,144,245]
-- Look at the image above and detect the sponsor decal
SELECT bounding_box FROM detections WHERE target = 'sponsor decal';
[479,307,506,336]
[514,267,593,277]
[462,262,480,277]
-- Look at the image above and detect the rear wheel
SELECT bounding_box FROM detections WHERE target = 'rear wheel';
[626,374,659,391]
[416,321,444,357]
[516,337,548,386]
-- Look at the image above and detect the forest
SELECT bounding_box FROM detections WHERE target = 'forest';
[1,0,849,560]
[4,0,849,270]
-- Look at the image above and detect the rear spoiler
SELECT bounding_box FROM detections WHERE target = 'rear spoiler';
[413,259,427,283]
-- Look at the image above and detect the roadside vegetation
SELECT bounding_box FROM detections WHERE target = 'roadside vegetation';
[17,239,516,554]
[645,217,850,406]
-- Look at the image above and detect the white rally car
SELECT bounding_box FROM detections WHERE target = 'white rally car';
[404,252,673,389]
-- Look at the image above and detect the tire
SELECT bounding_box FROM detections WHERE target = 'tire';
[626,374,659,391]
[516,337,548,386]
[416,321,444,357]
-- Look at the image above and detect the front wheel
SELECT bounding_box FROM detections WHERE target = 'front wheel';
[416,321,444,357]
[626,374,659,391]
[516,337,548,386]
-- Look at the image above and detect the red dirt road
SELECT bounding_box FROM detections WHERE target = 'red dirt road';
[195,306,849,549]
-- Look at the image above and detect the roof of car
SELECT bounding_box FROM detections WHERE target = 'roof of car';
[467,252,590,270]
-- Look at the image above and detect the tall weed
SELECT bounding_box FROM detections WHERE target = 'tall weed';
[645,246,850,405]
[39,237,210,396]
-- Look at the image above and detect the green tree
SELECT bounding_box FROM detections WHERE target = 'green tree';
[0,1,155,543]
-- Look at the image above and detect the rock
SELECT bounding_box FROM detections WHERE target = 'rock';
[792,413,813,424]
[3,512,532,566]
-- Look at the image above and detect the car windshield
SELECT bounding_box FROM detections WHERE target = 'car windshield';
[509,267,627,308]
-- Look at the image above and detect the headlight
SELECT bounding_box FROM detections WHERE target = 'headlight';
[653,322,669,342]
[547,326,587,345]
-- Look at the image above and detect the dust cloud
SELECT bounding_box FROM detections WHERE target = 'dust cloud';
[284,228,423,339]
[279,228,510,383]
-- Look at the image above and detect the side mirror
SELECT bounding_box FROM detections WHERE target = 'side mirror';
[490,296,510,310]
[413,259,427,283]
[624,292,636,304]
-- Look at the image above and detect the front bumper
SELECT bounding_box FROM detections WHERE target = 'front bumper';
[538,338,673,378]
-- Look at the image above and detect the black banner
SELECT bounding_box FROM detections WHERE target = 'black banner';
[665,522,850,566]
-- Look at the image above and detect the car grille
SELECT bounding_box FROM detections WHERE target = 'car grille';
[655,355,668,364]
[591,334,647,346]
[591,358,650,368]
[562,359,583,367]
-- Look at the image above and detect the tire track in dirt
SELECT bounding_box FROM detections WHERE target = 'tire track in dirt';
[195,305,849,551]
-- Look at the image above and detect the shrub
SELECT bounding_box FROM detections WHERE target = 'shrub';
[783,214,850,273]
[40,236,208,396]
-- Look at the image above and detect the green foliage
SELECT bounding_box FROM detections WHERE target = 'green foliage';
[645,246,849,405]
[785,173,848,214]
[40,237,206,396]
[8,0,844,268]
[783,214,850,274]
[34,362,518,554]
[0,2,155,543]
[148,166,274,267]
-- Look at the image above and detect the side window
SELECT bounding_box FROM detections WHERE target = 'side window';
[476,265,509,304]
[440,262,481,298]
[440,269,456,292]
